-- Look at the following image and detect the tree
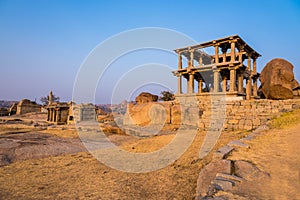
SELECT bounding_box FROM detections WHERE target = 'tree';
[159,91,175,101]
[40,93,60,105]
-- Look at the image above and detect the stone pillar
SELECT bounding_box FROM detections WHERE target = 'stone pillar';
[222,76,227,92]
[246,77,252,100]
[238,71,244,93]
[239,52,243,63]
[230,41,236,62]
[247,55,251,70]
[50,109,53,121]
[190,50,194,68]
[199,56,203,66]
[55,109,60,122]
[177,76,182,94]
[253,58,257,73]
[215,45,219,64]
[188,73,194,93]
[178,52,182,70]
[253,78,258,97]
[198,79,203,93]
[47,109,50,121]
[213,70,219,92]
[51,109,54,121]
[221,47,227,63]
[53,110,56,122]
[229,68,236,92]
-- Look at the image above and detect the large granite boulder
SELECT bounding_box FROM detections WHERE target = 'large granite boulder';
[260,58,299,99]
[135,92,158,104]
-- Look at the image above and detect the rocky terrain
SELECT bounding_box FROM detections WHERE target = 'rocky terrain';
[0,109,299,199]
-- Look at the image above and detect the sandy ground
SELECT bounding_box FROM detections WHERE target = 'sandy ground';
[218,116,300,199]
[1,111,300,199]
[0,116,246,200]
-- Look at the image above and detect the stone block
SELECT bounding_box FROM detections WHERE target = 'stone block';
[213,145,234,159]
[234,160,259,179]
[228,140,250,148]
[195,159,232,197]
[252,118,261,126]
[212,179,233,191]
[228,119,239,124]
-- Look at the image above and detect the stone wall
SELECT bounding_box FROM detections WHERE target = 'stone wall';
[199,99,300,131]
[123,97,300,131]
[72,103,96,123]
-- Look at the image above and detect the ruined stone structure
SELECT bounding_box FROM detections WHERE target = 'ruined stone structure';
[123,36,300,133]
[0,108,9,116]
[16,99,41,115]
[8,103,17,115]
[72,103,96,122]
[173,35,261,100]
[45,91,96,125]
[123,98,300,131]
[46,102,73,125]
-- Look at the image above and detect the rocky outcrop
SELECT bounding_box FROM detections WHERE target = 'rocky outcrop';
[260,58,299,99]
[123,102,172,126]
[135,92,158,104]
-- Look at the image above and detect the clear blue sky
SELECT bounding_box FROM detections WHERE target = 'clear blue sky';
[1,0,300,103]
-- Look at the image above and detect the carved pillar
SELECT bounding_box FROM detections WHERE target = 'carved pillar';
[247,55,251,70]
[213,70,219,92]
[47,109,50,121]
[178,52,182,70]
[246,77,252,100]
[238,71,244,93]
[50,109,53,121]
[215,45,219,64]
[221,47,227,63]
[55,109,59,122]
[222,76,227,92]
[190,50,194,68]
[57,109,61,122]
[239,52,243,63]
[198,79,203,93]
[229,68,236,92]
[253,77,258,97]
[199,56,203,66]
[230,41,236,62]
[177,76,182,94]
[253,58,257,73]
[188,73,194,93]
[53,110,56,122]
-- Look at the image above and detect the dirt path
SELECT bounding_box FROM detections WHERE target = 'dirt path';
[223,123,300,199]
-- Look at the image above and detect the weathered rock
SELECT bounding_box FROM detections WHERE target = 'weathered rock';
[212,180,233,191]
[234,160,265,180]
[228,140,249,148]
[213,145,234,159]
[135,92,158,104]
[196,159,232,198]
[123,102,171,126]
[215,173,244,183]
[260,58,299,99]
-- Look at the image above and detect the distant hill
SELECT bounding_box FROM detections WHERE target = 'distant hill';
[0,100,18,108]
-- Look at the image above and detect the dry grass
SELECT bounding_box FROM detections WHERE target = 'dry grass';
[226,112,300,199]
[271,108,300,129]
